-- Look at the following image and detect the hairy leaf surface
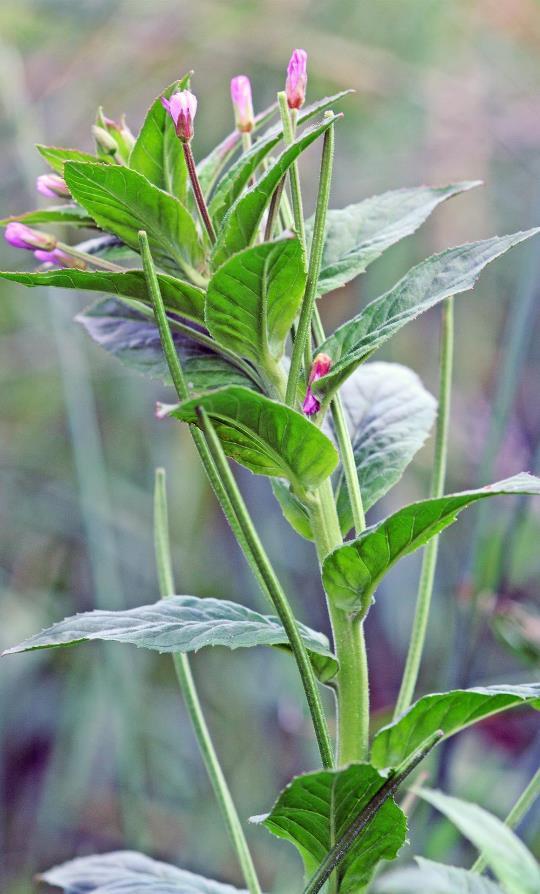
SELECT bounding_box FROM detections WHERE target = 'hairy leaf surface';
[37,144,103,174]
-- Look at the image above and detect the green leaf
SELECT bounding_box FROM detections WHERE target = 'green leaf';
[206,237,306,364]
[314,229,540,399]
[375,857,504,893]
[64,161,203,277]
[37,144,103,174]
[272,480,314,541]
[0,204,94,227]
[251,763,406,893]
[129,75,191,202]
[372,684,540,770]
[40,851,248,893]
[0,268,205,322]
[211,113,340,268]
[417,788,540,894]
[168,385,339,489]
[3,595,338,683]
[310,182,480,296]
[322,473,540,618]
[77,297,253,392]
[328,362,436,534]
[209,91,353,226]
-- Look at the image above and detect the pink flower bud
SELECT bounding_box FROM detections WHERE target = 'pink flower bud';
[34,248,87,269]
[302,352,331,416]
[36,173,71,198]
[4,222,57,251]
[230,75,254,133]
[161,90,198,142]
[286,49,308,110]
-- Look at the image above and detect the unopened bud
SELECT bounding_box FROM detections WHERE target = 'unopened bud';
[36,173,71,199]
[34,248,87,270]
[286,49,308,110]
[302,352,331,416]
[92,124,119,154]
[93,107,135,162]
[230,75,254,133]
[4,222,57,251]
[161,90,197,142]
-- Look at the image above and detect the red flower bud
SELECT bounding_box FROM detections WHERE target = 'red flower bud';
[302,353,331,416]
[162,90,198,142]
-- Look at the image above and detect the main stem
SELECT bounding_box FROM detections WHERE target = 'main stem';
[153,469,262,894]
[394,297,454,718]
[139,230,333,770]
[471,766,540,875]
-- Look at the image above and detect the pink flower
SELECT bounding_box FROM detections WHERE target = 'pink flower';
[34,249,87,269]
[4,222,57,251]
[286,49,308,110]
[36,173,71,198]
[302,353,331,416]
[230,75,254,133]
[162,90,198,142]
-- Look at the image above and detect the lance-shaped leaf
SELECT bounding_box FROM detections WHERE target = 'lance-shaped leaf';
[40,851,248,894]
[251,763,406,893]
[417,788,540,894]
[129,75,191,203]
[3,595,338,683]
[0,204,94,227]
[206,237,306,364]
[209,91,353,226]
[327,363,436,533]
[0,268,205,322]
[37,144,103,174]
[309,182,480,296]
[272,480,314,540]
[64,161,203,277]
[314,229,540,399]
[212,113,340,268]
[169,386,338,489]
[77,297,254,392]
[372,683,540,770]
[375,857,504,894]
[322,473,540,618]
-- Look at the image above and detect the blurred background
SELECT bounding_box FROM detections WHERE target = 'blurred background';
[1,1,540,891]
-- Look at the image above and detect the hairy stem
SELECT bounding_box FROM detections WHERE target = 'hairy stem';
[139,229,333,769]
[286,119,335,407]
[278,93,306,250]
[183,141,216,244]
[153,469,262,894]
[471,766,540,875]
[394,297,454,718]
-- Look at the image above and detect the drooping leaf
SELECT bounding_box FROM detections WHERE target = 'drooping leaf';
[0,204,95,227]
[211,113,340,268]
[314,229,540,399]
[272,480,314,541]
[372,684,540,770]
[36,144,103,174]
[206,237,306,364]
[322,473,540,618]
[168,386,339,489]
[129,75,191,203]
[64,161,203,278]
[417,788,540,894]
[77,297,254,392]
[209,91,353,226]
[375,857,503,894]
[326,363,436,534]
[251,763,406,893]
[3,595,337,683]
[0,268,205,322]
[40,851,248,894]
[309,182,480,296]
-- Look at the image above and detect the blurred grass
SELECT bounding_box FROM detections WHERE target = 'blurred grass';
[1,1,540,891]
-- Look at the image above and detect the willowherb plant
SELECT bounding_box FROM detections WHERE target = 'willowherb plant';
[2,49,540,894]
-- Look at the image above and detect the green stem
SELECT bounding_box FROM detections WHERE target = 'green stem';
[471,766,540,875]
[56,240,123,272]
[394,297,454,719]
[302,731,444,894]
[153,469,262,894]
[278,93,306,250]
[197,406,334,770]
[285,119,335,407]
[139,229,333,770]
